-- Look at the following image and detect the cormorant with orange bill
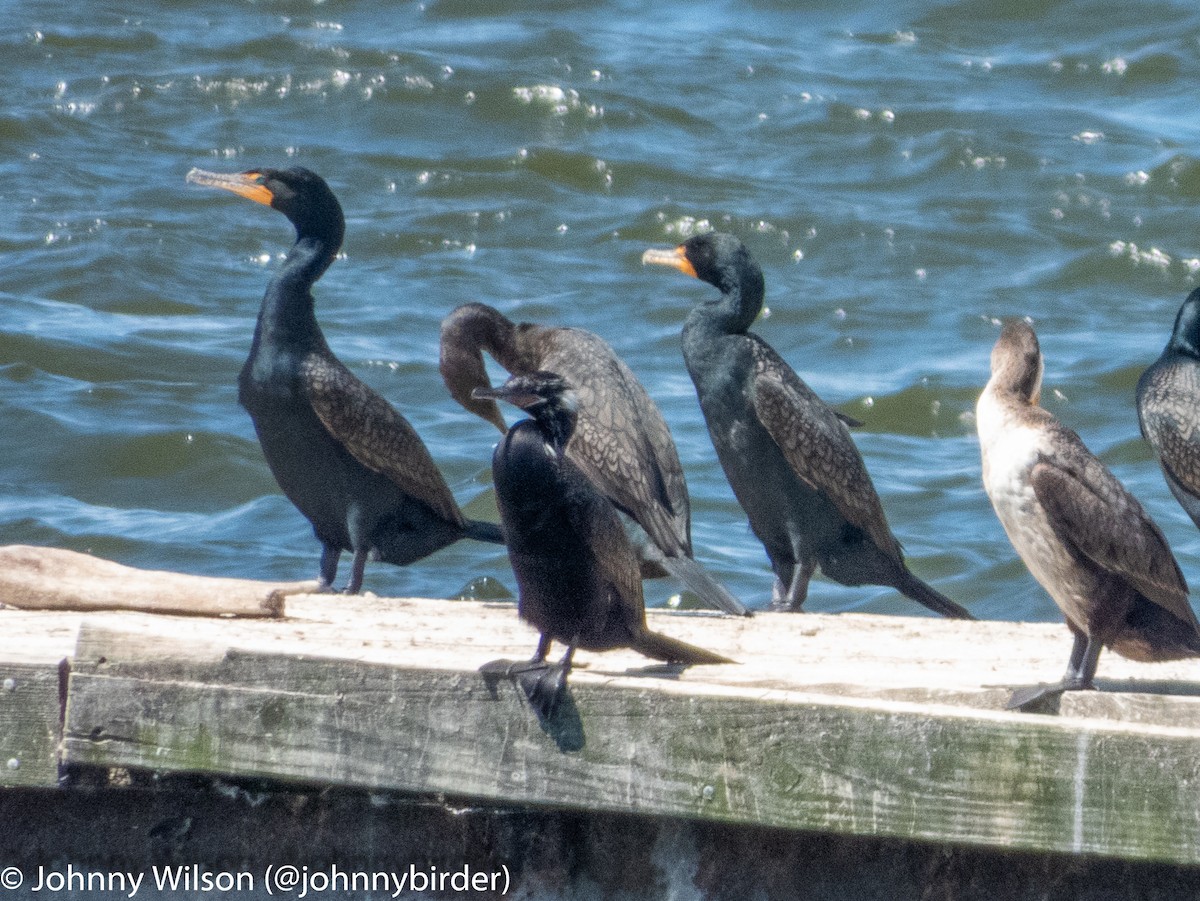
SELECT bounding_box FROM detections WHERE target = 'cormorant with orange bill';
[188,166,502,593]
[643,232,970,619]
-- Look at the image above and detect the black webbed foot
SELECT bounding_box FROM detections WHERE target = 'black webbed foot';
[1007,677,1094,713]
[519,662,570,720]
[479,657,552,678]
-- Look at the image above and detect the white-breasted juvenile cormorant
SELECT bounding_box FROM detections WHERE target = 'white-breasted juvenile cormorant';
[476,371,732,715]
[440,302,748,616]
[978,319,1200,708]
[1138,287,1200,528]
[642,232,971,619]
[188,166,503,593]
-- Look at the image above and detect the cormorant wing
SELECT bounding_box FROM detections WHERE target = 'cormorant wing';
[749,342,903,561]
[1030,441,1195,627]
[299,354,467,528]
[1138,383,1200,501]
[544,331,692,557]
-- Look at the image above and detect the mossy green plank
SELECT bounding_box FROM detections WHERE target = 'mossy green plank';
[61,643,1200,865]
[0,662,62,787]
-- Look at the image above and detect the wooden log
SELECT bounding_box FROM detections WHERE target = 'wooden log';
[54,598,1200,865]
[0,545,313,617]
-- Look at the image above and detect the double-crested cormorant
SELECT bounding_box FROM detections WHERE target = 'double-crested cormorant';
[1138,287,1200,528]
[978,319,1199,708]
[440,301,747,616]
[643,232,971,619]
[476,371,732,715]
[188,166,503,593]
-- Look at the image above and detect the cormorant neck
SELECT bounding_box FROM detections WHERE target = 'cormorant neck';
[257,236,331,346]
[439,304,521,432]
[532,400,578,454]
[688,264,765,336]
[1168,292,1200,359]
[987,355,1043,407]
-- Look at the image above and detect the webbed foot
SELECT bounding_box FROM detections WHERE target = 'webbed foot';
[1007,678,1094,713]
[519,662,569,720]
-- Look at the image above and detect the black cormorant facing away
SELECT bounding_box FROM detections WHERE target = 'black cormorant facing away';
[1138,287,1200,529]
[440,301,748,616]
[642,232,971,619]
[476,371,732,716]
[978,319,1199,709]
[188,166,502,593]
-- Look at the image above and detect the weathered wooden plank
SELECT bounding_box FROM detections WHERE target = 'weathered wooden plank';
[0,610,80,788]
[60,612,1200,865]
[0,663,62,788]
[51,593,1200,727]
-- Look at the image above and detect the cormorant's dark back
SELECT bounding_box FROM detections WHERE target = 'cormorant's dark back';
[477,371,731,714]
[1138,287,1200,529]
[643,232,971,619]
[188,166,502,593]
[440,302,747,616]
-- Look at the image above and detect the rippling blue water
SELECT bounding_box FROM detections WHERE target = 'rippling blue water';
[5,0,1200,620]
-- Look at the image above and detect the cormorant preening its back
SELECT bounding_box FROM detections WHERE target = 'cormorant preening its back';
[477,371,732,715]
[978,319,1199,709]
[1138,287,1200,529]
[440,302,747,616]
[188,166,502,593]
[643,232,971,619]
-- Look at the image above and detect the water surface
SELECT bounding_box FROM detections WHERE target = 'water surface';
[5,0,1200,621]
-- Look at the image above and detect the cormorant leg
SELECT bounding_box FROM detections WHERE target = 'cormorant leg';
[769,574,789,608]
[1008,631,1101,711]
[317,544,340,593]
[1063,632,1101,691]
[342,548,368,594]
[481,634,553,678]
[768,559,814,612]
[530,633,552,666]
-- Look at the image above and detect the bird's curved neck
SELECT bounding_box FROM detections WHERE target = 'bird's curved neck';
[686,267,765,337]
[985,363,1042,409]
[440,306,526,431]
[258,235,335,346]
[482,309,521,364]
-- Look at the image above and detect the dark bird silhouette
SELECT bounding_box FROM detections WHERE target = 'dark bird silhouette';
[978,319,1200,709]
[1138,287,1200,529]
[476,371,732,716]
[440,301,747,616]
[643,232,970,619]
[188,166,502,593]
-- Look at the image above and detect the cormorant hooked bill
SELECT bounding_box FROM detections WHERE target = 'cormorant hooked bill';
[1138,287,1200,529]
[978,319,1199,709]
[643,232,971,619]
[440,302,748,616]
[476,371,732,716]
[188,166,503,593]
